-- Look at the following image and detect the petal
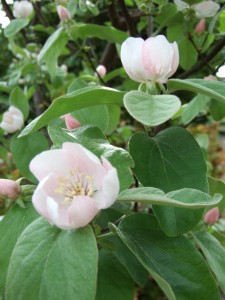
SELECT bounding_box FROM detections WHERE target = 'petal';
[121,37,148,82]
[62,142,106,188]
[94,167,120,209]
[29,149,71,181]
[142,35,173,82]
[67,196,99,229]
[193,1,220,18]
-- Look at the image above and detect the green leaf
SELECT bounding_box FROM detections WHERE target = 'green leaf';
[5,218,98,300]
[70,23,128,44]
[181,95,210,125]
[38,27,68,78]
[105,105,120,135]
[95,249,134,300]
[118,187,221,208]
[129,127,208,193]
[9,87,29,120]
[192,231,225,294]
[153,189,208,236]
[209,100,225,121]
[72,105,109,132]
[101,235,149,287]
[179,38,197,70]
[208,176,225,211]
[48,124,134,191]
[0,203,39,296]
[168,79,225,104]
[115,213,220,300]
[124,91,181,126]
[10,132,49,183]
[19,87,124,137]
[4,19,29,38]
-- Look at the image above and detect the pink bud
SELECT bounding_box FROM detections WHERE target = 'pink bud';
[195,19,206,34]
[96,65,107,78]
[57,5,70,21]
[0,106,24,134]
[0,179,21,200]
[121,35,179,83]
[204,207,219,225]
[64,114,80,130]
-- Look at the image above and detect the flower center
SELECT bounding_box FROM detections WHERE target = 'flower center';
[55,168,94,204]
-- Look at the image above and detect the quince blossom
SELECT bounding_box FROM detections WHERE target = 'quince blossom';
[0,106,24,134]
[30,143,120,230]
[120,35,179,83]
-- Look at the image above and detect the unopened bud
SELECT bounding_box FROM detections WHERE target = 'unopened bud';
[96,65,107,78]
[57,5,70,21]
[0,179,21,200]
[204,75,217,81]
[204,207,219,225]
[195,19,206,34]
[64,114,80,130]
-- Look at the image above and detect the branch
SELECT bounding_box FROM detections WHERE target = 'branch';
[1,0,14,20]
[118,0,137,36]
[179,36,225,78]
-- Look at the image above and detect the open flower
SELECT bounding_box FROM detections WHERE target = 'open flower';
[13,1,33,18]
[0,106,24,134]
[121,35,179,83]
[30,143,120,230]
[0,179,21,200]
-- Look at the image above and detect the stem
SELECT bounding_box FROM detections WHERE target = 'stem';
[97,232,114,239]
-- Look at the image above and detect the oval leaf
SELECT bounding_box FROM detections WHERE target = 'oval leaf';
[5,218,98,300]
[124,91,181,126]
[115,214,220,300]
[19,87,124,137]
[4,19,29,38]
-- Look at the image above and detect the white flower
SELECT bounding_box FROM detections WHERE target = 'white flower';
[13,1,33,18]
[0,106,24,134]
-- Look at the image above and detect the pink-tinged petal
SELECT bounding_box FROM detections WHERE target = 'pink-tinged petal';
[101,157,114,172]
[67,196,99,229]
[32,176,53,222]
[30,149,71,181]
[121,37,148,82]
[57,5,70,21]
[94,167,120,209]
[165,42,179,79]
[142,35,173,82]
[62,143,106,188]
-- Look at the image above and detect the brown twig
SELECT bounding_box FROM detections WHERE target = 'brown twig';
[1,0,14,20]
[179,36,225,78]
[118,0,137,36]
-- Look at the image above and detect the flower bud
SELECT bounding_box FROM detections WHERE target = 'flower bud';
[195,19,206,34]
[0,106,24,134]
[193,1,220,18]
[96,65,107,78]
[57,5,70,21]
[204,207,219,225]
[60,64,68,73]
[0,179,21,200]
[121,35,179,83]
[13,1,33,18]
[64,114,80,130]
